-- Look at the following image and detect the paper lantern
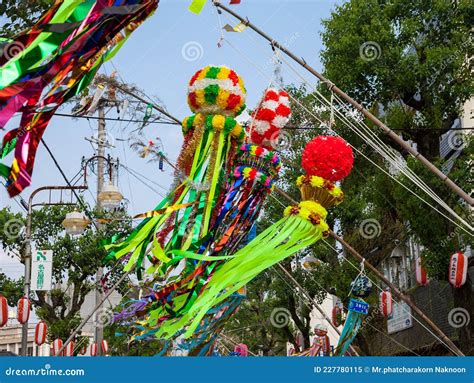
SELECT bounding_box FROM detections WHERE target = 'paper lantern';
[234,343,248,356]
[187,66,246,117]
[0,295,7,327]
[16,297,30,324]
[415,257,428,286]
[34,321,47,346]
[379,290,393,317]
[449,252,468,288]
[314,323,328,336]
[52,338,63,356]
[90,342,98,357]
[101,340,109,355]
[248,88,291,149]
[332,305,342,327]
[64,341,75,357]
[301,136,354,182]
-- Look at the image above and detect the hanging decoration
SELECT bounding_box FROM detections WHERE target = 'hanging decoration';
[233,343,248,356]
[16,296,30,324]
[149,135,353,340]
[104,65,246,278]
[335,299,369,356]
[449,252,468,288]
[34,321,47,346]
[79,346,88,356]
[101,340,109,355]
[415,257,429,286]
[52,338,63,356]
[0,0,159,196]
[90,342,98,357]
[349,261,372,298]
[0,295,7,327]
[64,341,75,357]
[247,88,291,150]
[313,324,331,356]
[332,305,342,327]
[379,290,393,317]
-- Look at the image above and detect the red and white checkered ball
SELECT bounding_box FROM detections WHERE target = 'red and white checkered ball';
[248,88,291,149]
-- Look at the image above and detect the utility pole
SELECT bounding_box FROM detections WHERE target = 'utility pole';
[94,104,106,355]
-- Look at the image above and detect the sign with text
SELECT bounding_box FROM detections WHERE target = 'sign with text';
[31,250,53,291]
[387,301,413,334]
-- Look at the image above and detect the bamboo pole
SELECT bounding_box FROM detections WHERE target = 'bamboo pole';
[213,0,473,207]
[275,188,464,356]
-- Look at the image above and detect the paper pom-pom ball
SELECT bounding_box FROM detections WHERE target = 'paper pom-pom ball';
[301,136,354,182]
[248,88,291,149]
[188,66,246,117]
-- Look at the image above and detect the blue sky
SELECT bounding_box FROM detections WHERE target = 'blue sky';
[1,0,342,277]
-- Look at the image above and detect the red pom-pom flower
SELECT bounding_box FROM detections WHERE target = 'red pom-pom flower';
[301,136,354,182]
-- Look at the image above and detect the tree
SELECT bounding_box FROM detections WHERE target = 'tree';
[0,205,132,343]
[0,0,51,38]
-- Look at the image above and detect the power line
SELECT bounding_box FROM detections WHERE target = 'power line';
[54,112,180,126]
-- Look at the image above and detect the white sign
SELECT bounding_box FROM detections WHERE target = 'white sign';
[387,301,413,334]
[31,250,53,291]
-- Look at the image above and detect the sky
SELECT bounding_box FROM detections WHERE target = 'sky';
[0,0,343,278]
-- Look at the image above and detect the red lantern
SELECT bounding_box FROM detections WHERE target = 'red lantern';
[332,305,342,327]
[16,297,30,324]
[64,341,75,357]
[449,252,468,288]
[415,257,428,286]
[79,346,87,355]
[379,290,393,317]
[101,340,108,355]
[52,339,63,356]
[0,295,8,327]
[34,321,47,346]
[90,342,98,357]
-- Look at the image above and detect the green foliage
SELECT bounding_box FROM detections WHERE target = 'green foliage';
[0,0,52,38]
[0,205,132,343]
[0,273,23,306]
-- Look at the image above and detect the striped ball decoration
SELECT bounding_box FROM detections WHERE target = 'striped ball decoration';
[34,321,47,346]
[248,88,292,150]
[16,296,30,324]
[0,295,7,327]
[52,338,63,356]
[449,252,468,288]
[350,275,372,298]
[187,66,246,117]
[415,257,428,286]
[101,339,109,355]
[379,290,393,317]
[90,342,98,357]
[64,341,75,357]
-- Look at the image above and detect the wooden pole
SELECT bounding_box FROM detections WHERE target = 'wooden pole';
[275,188,464,356]
[213,0,473,207]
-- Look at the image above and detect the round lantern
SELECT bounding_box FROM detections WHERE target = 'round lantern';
[90,342,98,357]
[16,296,30,324]
[0,295,7,327]
[234,343,248,356]
[350,275,372,298]
[301,136,354,182]
[332,305,342,327]
[101,339,109,355]
[415,257,428,286]
[64,341,75,357]
[34,321,47,346]
[449,252,468,288]
[52,338,63,356]
[187,66,246,117]
[379,290,393,317]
